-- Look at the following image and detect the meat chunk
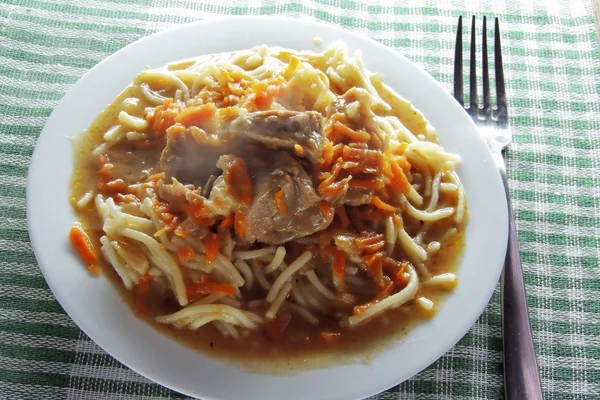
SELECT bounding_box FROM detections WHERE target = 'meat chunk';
[160,110,326,185]
[241,152,332,245]
[159,130,221,186]
[220,110,325,164]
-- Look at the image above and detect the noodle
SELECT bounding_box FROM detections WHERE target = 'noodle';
[267,251,312,303]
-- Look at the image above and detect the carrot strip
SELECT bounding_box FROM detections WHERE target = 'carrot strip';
[371,195,398,213]
[204,232,220,263]
[332,121,370,142]
[68,223,98,268]
[389,157,411,194]
[320,141,335,167]
[146,172,166,182]
[177,246,196,263]
[332,250,346,278]
[353,299,380,316]
[187,280,236,302]
[354,233,385,248]
[175,103,217,126]
[319,200,331,217]
[395,262,409,287]
[219,214,234,228]
[273,189,287,216]
[135,274,151,316]
[317,158,343,192]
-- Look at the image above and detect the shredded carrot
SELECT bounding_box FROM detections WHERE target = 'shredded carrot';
[371,195,398,213]
[100,179,127,193]
[152,98,180,136]
[395,262,409,287]
[204,232,220,263]
[185,202,213,225]
[320,331,342,343]
[319,200,331,217]
[320,179,349,196]
[392,214,402,228]
[175,103,217,126]
[177,246,195,263]
[332,121,371,142]
[320,141,335,167]
[273,189,287,216]
[354,233,385,248]
[234,213,247,238]
[186,280,236,302]
[219,107,241,122]
[146,172,166,182]
[366,255,385,288]
[224,157,253,205]
[389,157,411,194]
[331,143,345,161]
[68,223,97,269]
[353,299,380,316]
[219,214,234,228]
[135,274,151,316]
[165,123,186,136]
[332,249,346,278]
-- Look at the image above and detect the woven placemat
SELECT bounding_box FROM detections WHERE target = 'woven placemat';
[0,1,599,399]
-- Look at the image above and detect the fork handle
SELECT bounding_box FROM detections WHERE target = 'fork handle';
[501,173,544,400]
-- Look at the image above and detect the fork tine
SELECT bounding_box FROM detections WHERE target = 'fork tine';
[482,16,491,116]
[494,17,508,124]
[469,16,477,115]
[453,16,464,106]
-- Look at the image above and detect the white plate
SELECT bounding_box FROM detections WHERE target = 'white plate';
[27,16,508,400]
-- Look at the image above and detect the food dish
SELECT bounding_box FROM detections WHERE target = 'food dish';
[27,17,508,400]
[69,43,467,355]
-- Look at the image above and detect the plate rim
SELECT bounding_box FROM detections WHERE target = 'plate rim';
[26,15,508,400]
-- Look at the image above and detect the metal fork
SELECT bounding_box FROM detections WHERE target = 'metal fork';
[453,16,543,400]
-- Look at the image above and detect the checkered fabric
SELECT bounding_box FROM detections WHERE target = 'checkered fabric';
[0,0,598,399]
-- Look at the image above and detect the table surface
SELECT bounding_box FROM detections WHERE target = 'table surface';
[1,1,599,399]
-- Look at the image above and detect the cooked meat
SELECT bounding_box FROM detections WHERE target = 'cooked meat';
[220,110,326,164]
[159,130,221,186]
[242,152,332,245]
[160,110,326,184]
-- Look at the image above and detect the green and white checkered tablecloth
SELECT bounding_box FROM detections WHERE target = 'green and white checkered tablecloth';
[1,0,599,399]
